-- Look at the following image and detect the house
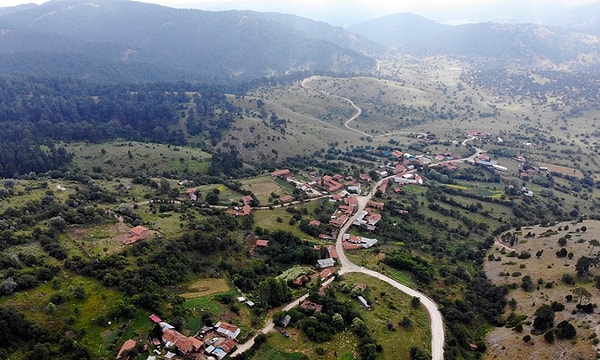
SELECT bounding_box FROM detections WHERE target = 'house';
[186,188,197,202]
[329,214,348,228]
[271,169,291,178]
[242,195,254,205]
[309,220,321,227]
[215,321,241,339]
[367,200,384,210]
[317,257,335,269]
[123,225,150,245]
[280,195,294,203]
[149,314,162,323]
[240,205,252,216]
[280,314,292,328]
[345,196,359,208]
[327,245,338,260]
[293,275,309,287]
[116,339,136,360]
[129,226,149,239]
[300,299,323,312]
[216,338,237,353]
[255,239,269,247]
[319,268,333,280]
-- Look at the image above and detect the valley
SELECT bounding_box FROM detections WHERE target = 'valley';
[1,1,600,360]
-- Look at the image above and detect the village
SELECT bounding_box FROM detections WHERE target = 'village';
[113,130,536,360]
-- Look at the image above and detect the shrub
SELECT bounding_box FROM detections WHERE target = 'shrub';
[544,330,555,343]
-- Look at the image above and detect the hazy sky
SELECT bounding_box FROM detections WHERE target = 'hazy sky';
[4,0,600,26]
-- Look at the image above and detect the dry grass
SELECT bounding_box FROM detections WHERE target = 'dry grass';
[484,220,600,360]
[180,278,230,299]
[537,162,585,179]
[239,175,289,205]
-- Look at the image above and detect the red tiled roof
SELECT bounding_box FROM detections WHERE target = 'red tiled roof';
[300,300,323,312]
[116,339,136,360]
[149,314,162,323]
[271,169,291,177]
[255,239,269,247]
[319,268,333,279]
[327,245,338,259]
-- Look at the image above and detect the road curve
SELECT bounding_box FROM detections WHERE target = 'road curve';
[335,176,445,360]
[301,76,371,138]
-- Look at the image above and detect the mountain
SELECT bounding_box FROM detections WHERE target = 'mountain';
[348,13,450,49]
[0,0,376,82]
[349,13,600,69]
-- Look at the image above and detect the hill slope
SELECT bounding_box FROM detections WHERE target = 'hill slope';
[350,13,600,69]
[0,0,376,82]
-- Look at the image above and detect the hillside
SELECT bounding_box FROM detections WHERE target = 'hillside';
[350,14,600,70]
[0,0,376,82]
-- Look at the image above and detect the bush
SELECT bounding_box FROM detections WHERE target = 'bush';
[550,301,565,312]
[561,274,575,285]
[523,335,531,343]
[555,320,576,339]
[544,330,555,343]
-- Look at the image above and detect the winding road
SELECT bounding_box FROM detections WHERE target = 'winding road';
[334,176,445,359]
[234,77,446,359]
[301,76,428,139]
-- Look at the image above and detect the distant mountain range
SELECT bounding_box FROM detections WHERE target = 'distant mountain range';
[0,0,378,82]
[349,13,600,69]
[1,0,599,83]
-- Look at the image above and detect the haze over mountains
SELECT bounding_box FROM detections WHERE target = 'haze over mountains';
[0,0,599,83]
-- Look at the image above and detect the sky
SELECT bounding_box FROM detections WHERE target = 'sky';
[3,0,600,26]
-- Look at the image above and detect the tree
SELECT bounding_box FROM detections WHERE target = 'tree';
[0,277,17,295]
[589,239,600,255]
[555,320,576,339]
[332,313,344,330]
[411,296,421,309]
[572,287,592,304]
[49,216,67,231]
[257,277,291,307]
[575,256,597,276]
[532,304,554,332]
[205,191,219,205]
[544,330,555,343]
[410,346,430,360]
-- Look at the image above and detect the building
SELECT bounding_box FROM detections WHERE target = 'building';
[215,321,241,339]
[123,225,150,245]
[271,169,291,178]
[116,339,136,360]
[317,257,335,268]
[255,239,269,247]
[300,299,323,312]
[358,295,371,310]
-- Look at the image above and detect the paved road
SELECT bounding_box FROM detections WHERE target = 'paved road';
[233,76,447,360]
[335,176,445,360]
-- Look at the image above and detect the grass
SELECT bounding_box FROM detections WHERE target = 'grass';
[240,175,290,205]
[276,265,314,282]
[180,278,231,299]
[66,141,211,178]
[254,344,310,360]
[256,273,430,360]
[484,219,600,359]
